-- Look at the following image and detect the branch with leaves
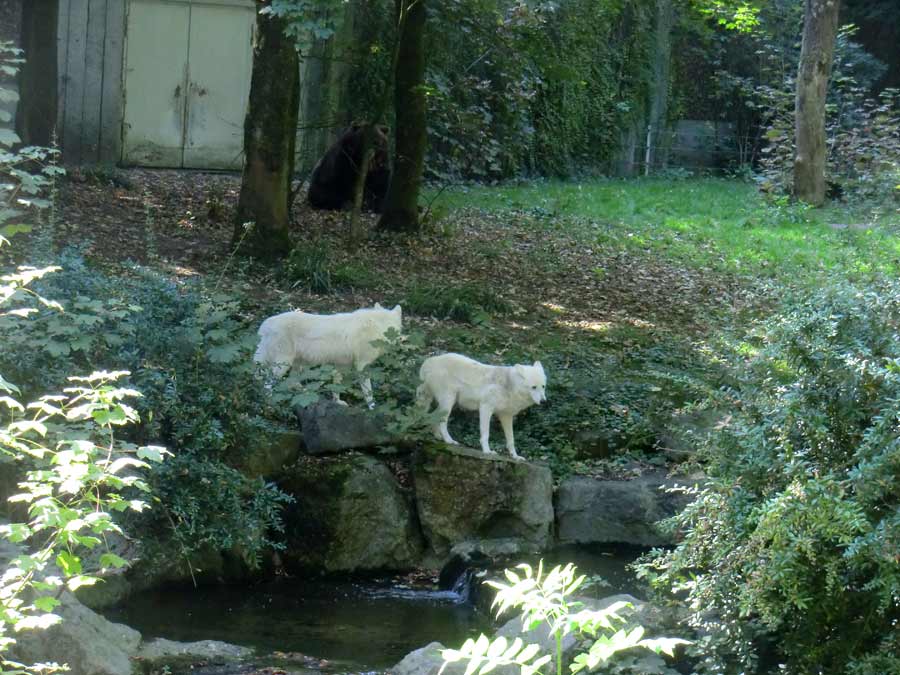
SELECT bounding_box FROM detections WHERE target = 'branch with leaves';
[442,562,689,675]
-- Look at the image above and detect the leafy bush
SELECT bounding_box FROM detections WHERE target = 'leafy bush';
[442,561,687,675]
[148,454,292,569]
[406,280,511,324]
[0,254,293,565]
[639,280,900,674]
[1,56,168,666]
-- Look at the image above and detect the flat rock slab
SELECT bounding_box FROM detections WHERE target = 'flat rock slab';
[555,471,697,546]
[297,400,395,454]
[413,445,554,558]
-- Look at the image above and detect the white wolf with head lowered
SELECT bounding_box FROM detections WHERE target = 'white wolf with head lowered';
[254,303,402,407]
[417,353,547,460]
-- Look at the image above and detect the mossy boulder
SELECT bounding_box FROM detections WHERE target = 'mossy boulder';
[412,445,554,559]
[236,425,303,478]
[278,453,423,572]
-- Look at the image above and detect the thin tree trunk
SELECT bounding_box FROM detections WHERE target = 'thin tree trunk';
[347,1,409,247]
[348,133,375,247]
[233,2,299,259]
[793,0,840,206]
[377,0,426,234]
[17,0,58,147]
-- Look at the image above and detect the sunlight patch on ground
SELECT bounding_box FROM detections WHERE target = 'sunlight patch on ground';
[541,302,567,313]
[556,318,613,332]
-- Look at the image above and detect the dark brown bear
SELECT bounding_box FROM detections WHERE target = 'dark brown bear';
[307,123,391,213]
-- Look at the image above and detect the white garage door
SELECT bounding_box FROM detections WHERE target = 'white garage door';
[122,0,255,169]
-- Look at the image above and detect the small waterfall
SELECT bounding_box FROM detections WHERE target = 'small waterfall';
[449,569,475,604]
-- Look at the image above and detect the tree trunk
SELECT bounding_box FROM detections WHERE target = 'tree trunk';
[793,0,840,206]
[233,2,299,259]
[16,0,58,147]
[377,0,427,233]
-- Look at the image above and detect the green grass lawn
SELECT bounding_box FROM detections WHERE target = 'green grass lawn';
[431,177,900,282]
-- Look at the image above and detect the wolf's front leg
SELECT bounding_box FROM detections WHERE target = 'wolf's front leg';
[436,396,459,445]
[498,413,521,460]
[479,404,497,454]
[360,376,375,409]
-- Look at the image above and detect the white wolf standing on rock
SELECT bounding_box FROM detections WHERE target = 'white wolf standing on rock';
[254,303,402,407]
[417,353,547,460]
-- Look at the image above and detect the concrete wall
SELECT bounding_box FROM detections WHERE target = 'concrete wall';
[665,120,738,170]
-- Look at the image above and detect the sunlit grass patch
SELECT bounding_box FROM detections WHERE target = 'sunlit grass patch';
[431,177,900,283]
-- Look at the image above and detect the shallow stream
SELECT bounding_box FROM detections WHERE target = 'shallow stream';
[104,544,645,672]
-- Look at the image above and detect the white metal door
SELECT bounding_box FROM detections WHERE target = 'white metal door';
[122,0,191,167]
[122,0,255,169]
[183,3,255,169]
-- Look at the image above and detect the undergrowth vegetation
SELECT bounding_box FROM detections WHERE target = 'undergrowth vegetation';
[638,280,900,675]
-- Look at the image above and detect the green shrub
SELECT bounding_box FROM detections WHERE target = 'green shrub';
[0,252,292,564]
[406,280,511,324]
[147,454,292,569]
[285,241,376,293]
[639,279,900,674]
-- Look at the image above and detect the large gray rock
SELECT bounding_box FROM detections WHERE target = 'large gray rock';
[413,445,554,559]
[12,591,142,675]
[297,400,396,454]
[279,453,423,571]
[555,471,696,546]
[391,641,452,675]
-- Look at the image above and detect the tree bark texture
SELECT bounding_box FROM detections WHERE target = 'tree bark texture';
[793,0,840,206]
[377,0,427,233]
[16,0,58,147]
[233,3,300,259]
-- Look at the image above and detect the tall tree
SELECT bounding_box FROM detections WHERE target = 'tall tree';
[793,0,841,206]
[377,0,427,234]
[233,1,300,259]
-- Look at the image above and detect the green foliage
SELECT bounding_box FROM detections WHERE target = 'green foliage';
[441,561,688,675]
[405,280,511,324]
[264,0,346,43]
[0,255,292,565]
[348,0,659,180]
[149,454,292,569]
[1,81,168,669]
[674,2,898,200]
[638,280,900,674]
[285,240,376,293]
[0,367,169,662]
[429,0,658,180]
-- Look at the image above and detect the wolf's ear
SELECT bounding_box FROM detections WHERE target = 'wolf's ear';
[392,304,402,315]
[533,361,542,370]
[515,364,527,377]
[374,302,383,309]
